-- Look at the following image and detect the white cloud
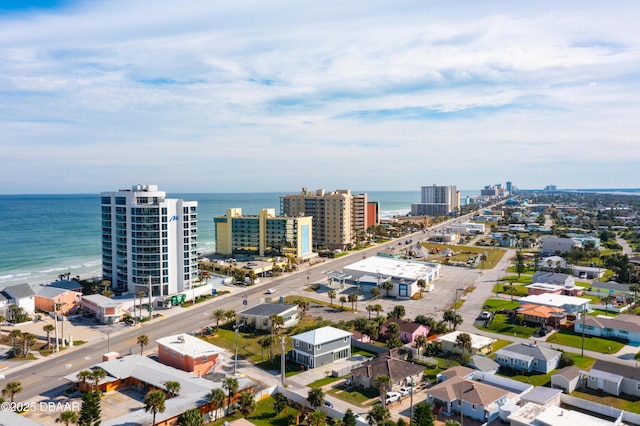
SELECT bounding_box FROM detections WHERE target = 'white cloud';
[0,0,639,193]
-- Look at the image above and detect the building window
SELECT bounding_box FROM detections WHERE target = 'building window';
[308,344,312,350]
[202,355,207,362]
[316,344,321,350]
[171,350,176,357]
[295,340,299,347]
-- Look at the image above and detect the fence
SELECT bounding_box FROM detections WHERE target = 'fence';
[560,394,640,425]
[351,339,388,354]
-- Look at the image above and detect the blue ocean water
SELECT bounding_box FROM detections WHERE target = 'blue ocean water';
[0,190,479,287]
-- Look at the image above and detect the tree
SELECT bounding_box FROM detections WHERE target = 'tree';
[385,323,401,349]
[89,368,106,392]
[412,401,435,426]
[144,389,166,426]
[307,387,325,408]
[515,250,525,278]
[455,333,472,354]
[366,304,375,319]
[443,310,462,331]
[416,278,427,295]
[237,391,256,418]
[56,410,79,426]
[389,305,405,319]
[137,334,149,355]
[348,292,358,310]
[225,310,236,325]
[208,388,226,421]
[78,390,101,426]
[43,324,55,349]
[2,381,22,403]
[223,377,239,415]
[177,408,204,426]
[22,332,37,356]
[366,404,390,426]
[414,334,427,355]
[9,329,22,356]
[414,315,436,330]
[309,409,327,426]
[630,283,640,304]
[339,296,347,309]
[295,299,310,318]
[77,370,93,391]
[343,408,357,426]
[272,392,289,415]
[371,287,381,299]
[444,421,460,426]
[601,295,615,316]
[373,375,390,404]
[373,304,384,317]
[328,290,337,306]
[382,280,394,297]
[212,309,226,330]
[164,380,181,397]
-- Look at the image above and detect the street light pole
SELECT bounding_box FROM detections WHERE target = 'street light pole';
[53,302,59,353]
[454,288,464,314]
[233,324,239,374]
[280,337,286,386]
[409,380,415,425]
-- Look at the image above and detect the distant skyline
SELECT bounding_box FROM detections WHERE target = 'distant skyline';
[1,1,639,194]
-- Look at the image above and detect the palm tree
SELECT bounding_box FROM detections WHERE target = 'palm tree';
[309,409,327,426]
[225,310,236,325]
[89,368,106,392]
[77,370,92,391]
[328,290,337,306]
[295,299,310,318]
[56,410,79,426]
[629,283,640,304]
[381,280,393,297]
[223,377,239,415]
[417,279,427,295]
[208,388,226,421]
[144,389,166,426]
[601,295,615,316]
[2,381,23,403]
[212,309,225,331]
[373,375,390,404]
[455,333,472,354]
[306,387,324,408]
[414,334,427,355]
[137,334,149,355]
[22,333,37,356]
[366,305,375,319]
[366,404,390,426]
[9,329,22,356]
[339,296,347,309]
[164,380,180,397]
[374,304,383,317]
[0,315,5,339]
[237,391,256,418]
[348,293,358,310]
[43,324,55,349]
[371,287,381,299]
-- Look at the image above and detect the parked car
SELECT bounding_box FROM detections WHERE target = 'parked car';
[266,288,276,294]
[399,387,413,396]
[385,392,401,405]
[324,400,333,408]
[480,311,492,320]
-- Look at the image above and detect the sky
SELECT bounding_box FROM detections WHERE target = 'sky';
[0,1,639,194]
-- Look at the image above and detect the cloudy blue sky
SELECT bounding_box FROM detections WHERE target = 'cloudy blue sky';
[1,1,638,194]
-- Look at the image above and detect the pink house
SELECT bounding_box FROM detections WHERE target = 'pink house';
[381,319,429,344]
[156,333,222,377]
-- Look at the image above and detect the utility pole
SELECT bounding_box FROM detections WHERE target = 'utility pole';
[280,337,286,386]
[409,380,415,425]
[581,306,586,356]
[233,324,239,374]
[53,302,59,353]
[148,275,152,321]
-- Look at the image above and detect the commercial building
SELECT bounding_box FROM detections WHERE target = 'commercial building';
[279,188,371,250]
[411,184,460,216]
[214,208,313,261]
[101,184,198,296]
[156,333,222,376]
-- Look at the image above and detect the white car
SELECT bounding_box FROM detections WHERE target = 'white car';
[399,387,412,396]
[266,288,276,294]
[385,392,401,404]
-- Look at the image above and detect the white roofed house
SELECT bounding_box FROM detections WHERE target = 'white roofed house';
[494,342,561,374]
[518,293,590,316]
[290,326,352,369]
[3,283,36,314]
[80,294,127,324]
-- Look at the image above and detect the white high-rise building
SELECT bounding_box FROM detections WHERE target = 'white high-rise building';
[101,184,198,297]
[411,184,460,216]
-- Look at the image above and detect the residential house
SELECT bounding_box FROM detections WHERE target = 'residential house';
[540,236,581,255]
[530,272,583,296]
[48,279,84,293]
[64,355,254,426]
[508,404,619,426]
[425,373,514,423]
[290,326,352,369]
[380,318,429,344]
[575,314,640,344]
[156,333,222,377]
[468,355,500,374]
[80,294,127,324]
[436,366,475,383]
[520,386,563,408]
[590,281,632,299]
[581,360,640,397]
[2,284,36,313]
[34,286,82,315]
[437,331,496,356]
[518,294,590,316]
[517,304,567,328]
[350,354,425,391]
[237,303,299,331]
[494,342,561,373]
[550,365,581,393]
[351,331,370,343]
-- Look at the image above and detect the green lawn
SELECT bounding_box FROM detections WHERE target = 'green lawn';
[500,275,533,284]
[482,299,520,311]
[571,388,640,414]
[419,243,505,269]
[545,330,626,354]
[479,313,537,339]
[307,375,345,388]
[497,352,595,387]
[327,384,379,407]
[209,396,302,426]
[492,283,528,297]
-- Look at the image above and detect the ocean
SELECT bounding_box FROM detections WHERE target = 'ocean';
[0,190,478,288]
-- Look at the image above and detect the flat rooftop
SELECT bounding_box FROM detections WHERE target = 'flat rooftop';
[344,256,439,280]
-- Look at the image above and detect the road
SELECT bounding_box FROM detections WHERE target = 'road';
[8,203,496,403]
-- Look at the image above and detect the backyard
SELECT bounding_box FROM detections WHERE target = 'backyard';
[545,329,626,354]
